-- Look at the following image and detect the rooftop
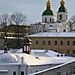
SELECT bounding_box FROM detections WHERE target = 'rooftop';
[29,32,75,38]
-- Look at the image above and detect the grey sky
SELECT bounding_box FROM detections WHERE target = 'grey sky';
[0,0,75,23]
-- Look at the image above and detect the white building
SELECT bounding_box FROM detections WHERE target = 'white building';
[0,48,75,75]
[30,0,70,34]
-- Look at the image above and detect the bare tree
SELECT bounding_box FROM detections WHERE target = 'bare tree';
[70,15,75,23]
[10,12,27,25]
[0,13,9,28]
[69,15,75,31]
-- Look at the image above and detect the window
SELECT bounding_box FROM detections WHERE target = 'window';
[73,41,75,45]
[63,29,66,32]
[60,41,63,45]
[13,71,16,75]
[21,71,24,75]
[67,41,70,45]
[50,25,52,27]
[67,50,70,54]
[55,41,57,45]
[48,41,51,45]
[73,50,75,54]
[59,15,62,20]
[45,18,47,23]
[57,72,61,75]
[71,66,75,74]
[66,15,67,20]
[50,18,51,22]
[36,41,38,45]
[43,40,45,45]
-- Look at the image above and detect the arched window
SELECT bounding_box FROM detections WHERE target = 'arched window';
[66,15,67,20]
[45,18,47,23]
[63,29,66,32]
[50,18,51,22]
[21,71,24,75]
[59,15,62,20]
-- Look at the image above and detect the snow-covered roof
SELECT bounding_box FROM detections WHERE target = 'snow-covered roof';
[9,49,75,65]
[29,32,75,38]
[32,22,47,25]
[0,53,18,63]
[0,49,74,66]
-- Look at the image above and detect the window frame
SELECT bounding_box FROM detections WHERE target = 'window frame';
[13,71,16,75]
[21,71,24,75]
[48,41,51,45]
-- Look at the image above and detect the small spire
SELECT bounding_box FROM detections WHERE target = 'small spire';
[60,0,65,6]
[46,0,52,9]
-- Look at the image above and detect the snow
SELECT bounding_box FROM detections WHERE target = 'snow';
[0,48,74,66]
[0,53,18,63]
[29,32,75,37]
[31,49,61,57]
[0,70,8,72]
[30,49,74,64]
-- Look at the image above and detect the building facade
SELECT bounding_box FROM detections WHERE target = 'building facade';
[0,25,30,49]
[30,0,70,34]
[29,32,75,56]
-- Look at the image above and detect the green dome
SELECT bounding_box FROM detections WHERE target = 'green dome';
[58,6,67,12]
[42,9,53,16]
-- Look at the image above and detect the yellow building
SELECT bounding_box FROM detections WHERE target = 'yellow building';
[29,32,75,56]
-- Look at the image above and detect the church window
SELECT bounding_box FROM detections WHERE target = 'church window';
[63,29,66,32]
[13,71,16,75]
[50,18,51,22]
[50,25,52,27]
[59,15,62,20]
[45,18,47,23]
[66,15,67,20]
[21,71,24,75]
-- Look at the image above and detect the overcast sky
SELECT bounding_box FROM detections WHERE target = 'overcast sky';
[0,0,75,23]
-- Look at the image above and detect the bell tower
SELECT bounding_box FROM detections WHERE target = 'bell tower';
[57,0,68,22]
[42,0,54,23]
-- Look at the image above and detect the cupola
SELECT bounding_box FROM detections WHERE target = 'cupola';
[42,0,53,16]
[57,0,68,22]
[23,36,32,54]
[58,0,67,12]
[42,0,55,23]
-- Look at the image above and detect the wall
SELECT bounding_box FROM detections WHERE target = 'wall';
[30,61,75,75]
[30,37,75,56]
[0,64,27,75]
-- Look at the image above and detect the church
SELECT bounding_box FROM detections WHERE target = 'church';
[30,0,70,34]
[29,0,75,56]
